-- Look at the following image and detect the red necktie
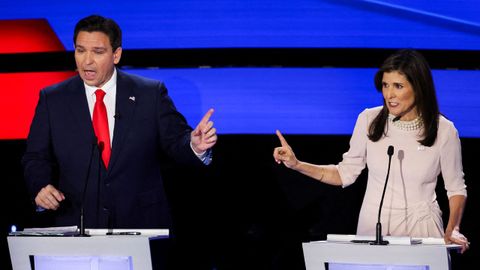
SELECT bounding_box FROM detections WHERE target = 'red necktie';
[93,89,111,168]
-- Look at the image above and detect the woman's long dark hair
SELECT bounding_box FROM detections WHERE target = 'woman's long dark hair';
[368,49,439,147]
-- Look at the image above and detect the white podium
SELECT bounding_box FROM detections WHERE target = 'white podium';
[7,229,169,270]
[303,235,460,270]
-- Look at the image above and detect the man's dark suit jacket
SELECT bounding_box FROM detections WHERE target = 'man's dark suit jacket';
[22,69,203,229]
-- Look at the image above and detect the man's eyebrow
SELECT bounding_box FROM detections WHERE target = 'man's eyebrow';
[74,45,107,50]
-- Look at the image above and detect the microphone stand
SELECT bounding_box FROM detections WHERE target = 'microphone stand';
[97,142,104,227]
[78,139,97,237]
[371,145,394,245]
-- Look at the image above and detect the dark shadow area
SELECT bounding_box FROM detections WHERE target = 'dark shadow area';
[2,48,480,73]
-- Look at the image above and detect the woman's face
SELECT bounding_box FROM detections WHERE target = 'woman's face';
[382,71,417,121]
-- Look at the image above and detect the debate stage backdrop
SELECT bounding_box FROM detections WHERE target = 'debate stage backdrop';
[2,1,479,269]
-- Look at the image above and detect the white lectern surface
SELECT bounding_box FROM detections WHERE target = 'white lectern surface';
[8,228,169,270]
[303,235,460,270]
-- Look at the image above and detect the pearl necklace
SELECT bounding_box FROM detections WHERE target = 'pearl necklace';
[388,114,423,131]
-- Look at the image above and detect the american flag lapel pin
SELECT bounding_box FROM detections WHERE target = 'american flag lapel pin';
[129,96,135,102]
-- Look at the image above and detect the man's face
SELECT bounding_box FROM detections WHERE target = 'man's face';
[74,31,122,88]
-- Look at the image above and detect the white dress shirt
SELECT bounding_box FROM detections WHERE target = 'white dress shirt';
[84,69,117,146]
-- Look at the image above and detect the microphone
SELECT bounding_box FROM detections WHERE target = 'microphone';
[371,145,394,245]
[114,113,121,120]
[97,141,105,157]
[78,138,97,237]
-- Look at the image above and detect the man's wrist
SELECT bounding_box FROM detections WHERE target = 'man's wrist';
[190,142,206,156]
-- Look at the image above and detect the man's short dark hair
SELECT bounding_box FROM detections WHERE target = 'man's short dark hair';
[74,15,122,51]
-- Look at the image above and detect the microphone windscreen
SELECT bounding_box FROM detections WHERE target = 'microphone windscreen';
[387,145,394,156]
[98,141,105,152]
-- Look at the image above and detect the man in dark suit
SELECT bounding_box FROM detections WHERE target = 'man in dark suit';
[22,15,217,229]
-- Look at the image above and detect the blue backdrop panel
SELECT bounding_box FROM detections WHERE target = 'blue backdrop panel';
[1,0,479,50]
[126,67,480,137]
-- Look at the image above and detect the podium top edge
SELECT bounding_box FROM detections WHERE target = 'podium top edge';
[88,229,169,236]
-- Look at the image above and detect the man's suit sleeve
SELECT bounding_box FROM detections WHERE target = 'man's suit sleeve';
[155,82,204,165]
[22,90,56,200]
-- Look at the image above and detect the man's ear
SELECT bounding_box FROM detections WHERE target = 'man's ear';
[113,47,122,64]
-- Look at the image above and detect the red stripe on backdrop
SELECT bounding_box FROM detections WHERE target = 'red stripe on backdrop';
[0,71,77,139]
[0,19,66,53]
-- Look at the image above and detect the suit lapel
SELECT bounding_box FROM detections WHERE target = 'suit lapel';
[108,70,136,172]
[66,76,96,144]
